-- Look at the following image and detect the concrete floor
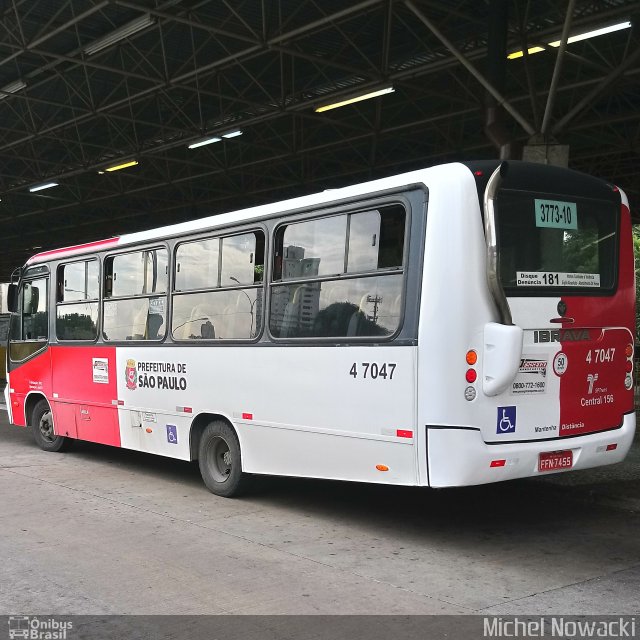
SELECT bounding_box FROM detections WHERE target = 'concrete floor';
[1,413,639,616]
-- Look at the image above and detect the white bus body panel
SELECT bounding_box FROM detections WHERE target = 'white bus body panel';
[115,345,418,485]
[427,412,635,487]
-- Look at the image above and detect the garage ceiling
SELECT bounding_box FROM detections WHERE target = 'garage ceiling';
[0,0,638,277]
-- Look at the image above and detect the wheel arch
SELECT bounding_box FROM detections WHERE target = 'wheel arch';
[24,391,49,426]
[189,412,236,461]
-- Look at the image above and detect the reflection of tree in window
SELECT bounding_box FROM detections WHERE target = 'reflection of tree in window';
[313,302,388,338]
[562,227,600,274]
[57,310,98,340]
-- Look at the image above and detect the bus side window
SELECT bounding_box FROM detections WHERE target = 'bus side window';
[269,204,406,340]
[56,260,100,341]
[172,230,265,341]
[9,278,49,361]
[103,248,168,342]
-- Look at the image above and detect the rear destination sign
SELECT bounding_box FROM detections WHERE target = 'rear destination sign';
[535,198,577,229]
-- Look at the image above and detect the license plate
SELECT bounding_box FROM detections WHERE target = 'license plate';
[538,450,573,472]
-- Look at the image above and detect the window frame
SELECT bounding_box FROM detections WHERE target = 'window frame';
[268,202,409,343]
[56,257,101,343]
[496,191,620,298]
[171,228,266,342]
[102,244,170,343]
[9,274,50,362]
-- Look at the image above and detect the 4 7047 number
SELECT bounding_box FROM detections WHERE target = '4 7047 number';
[349,362,396,380]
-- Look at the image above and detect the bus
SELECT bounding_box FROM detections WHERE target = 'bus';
[4,160,635,497]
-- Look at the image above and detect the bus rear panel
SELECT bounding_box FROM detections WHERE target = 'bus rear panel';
[423,161,635,487]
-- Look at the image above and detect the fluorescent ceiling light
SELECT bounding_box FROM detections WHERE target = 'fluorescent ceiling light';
[548,21,632,47]
[508,20,632,59]
[84,14,155,55]
[188,136,222,149]
[0,79,26,100]
[507,46,545,60]
[222,130,243,138]
[105,160,138,172]
[29,182,59,193]
[315,86,395,113]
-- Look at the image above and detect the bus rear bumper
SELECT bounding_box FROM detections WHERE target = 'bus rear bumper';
[427,412,636,487]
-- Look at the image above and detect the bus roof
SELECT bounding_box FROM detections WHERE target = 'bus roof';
[26,162,469,266]
[24,160,625,267]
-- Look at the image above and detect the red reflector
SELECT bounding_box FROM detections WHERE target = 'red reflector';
[184,407,193,414]
[396,429,413,438]
[490,459,506,468]
[242,413,253,420]
[606,443,618,451]
[465,369,477,383]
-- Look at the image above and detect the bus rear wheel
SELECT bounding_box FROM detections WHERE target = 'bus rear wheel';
[31,399,71,452]
[198,421,250,497]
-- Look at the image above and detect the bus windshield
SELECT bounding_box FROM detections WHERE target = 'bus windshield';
[496,190,618,294]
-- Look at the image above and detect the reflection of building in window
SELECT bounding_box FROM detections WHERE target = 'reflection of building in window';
[272,246,321,336]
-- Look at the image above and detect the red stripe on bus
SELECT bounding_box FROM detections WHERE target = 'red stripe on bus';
[27,237,120,263]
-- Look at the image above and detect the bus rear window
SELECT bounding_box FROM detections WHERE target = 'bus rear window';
[496,192,617,293]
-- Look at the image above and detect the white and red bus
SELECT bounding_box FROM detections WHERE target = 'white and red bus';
[4,160,635,496]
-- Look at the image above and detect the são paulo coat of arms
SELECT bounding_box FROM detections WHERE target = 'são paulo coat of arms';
[125,359,137,390]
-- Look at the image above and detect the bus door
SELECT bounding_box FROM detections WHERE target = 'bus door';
[485,164,635,444]
[7,271,53,426]
[50,258,120,446]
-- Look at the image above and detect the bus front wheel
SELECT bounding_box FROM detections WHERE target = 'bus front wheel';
[198,421,250,497]
[31,399,72,452]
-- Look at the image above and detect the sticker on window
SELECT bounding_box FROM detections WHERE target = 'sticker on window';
[516,272,600,288]
[535,199,577,229]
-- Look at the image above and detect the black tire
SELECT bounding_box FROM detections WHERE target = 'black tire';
[198,421,250,497]
[30,399,72,452]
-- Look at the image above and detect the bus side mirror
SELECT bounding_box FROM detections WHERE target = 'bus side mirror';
[482,322,523,396]
[7,284,18,313]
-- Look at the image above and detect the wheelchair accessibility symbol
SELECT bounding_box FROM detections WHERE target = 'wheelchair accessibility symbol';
[166,424,178,444]
[496,406,516,434]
